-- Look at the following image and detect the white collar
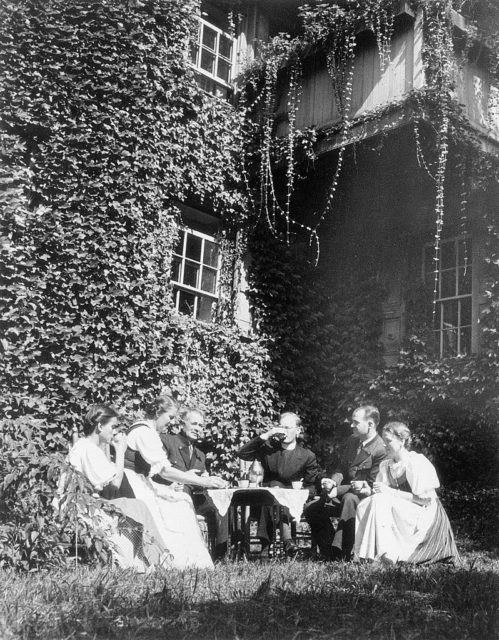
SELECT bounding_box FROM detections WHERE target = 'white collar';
[359,431,377,448]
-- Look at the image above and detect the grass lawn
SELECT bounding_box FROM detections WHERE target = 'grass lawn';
[1,544,498,640]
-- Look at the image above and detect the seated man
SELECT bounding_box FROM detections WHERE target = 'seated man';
[237,412,320,557]
[154,406,228,560]
[304,404,387,561]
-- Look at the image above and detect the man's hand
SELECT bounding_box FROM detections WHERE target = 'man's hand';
[351,480,371,496]
[321,478,336,492]
[350,480,364,494]
[260,427,287,441]
[171,482,184,492]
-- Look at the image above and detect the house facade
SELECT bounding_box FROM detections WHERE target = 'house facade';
[186,0,498,369]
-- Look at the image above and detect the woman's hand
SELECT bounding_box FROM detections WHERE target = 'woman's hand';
[112,433,128,454]
[373,481,390,494]
[204,475,227,489]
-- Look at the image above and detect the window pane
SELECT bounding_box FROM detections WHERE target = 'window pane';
[202,25,217,50]
[185,233,202,261]
[459,326,471,355]
[201,267,217,294]
[203,239,218,267]
[174,230,185,256]
[441,329,458,357]
[457,238,471,266]
[217,58,231,83]
[435,301,442,329]
[177,289,196,316]
[460,297,472,325]
[440,269,456,298]
[442,299,458,329]
[219,35,232,59]
[183,260,199,288]
[171,256,181,282]
[197,295,215,322]
[200,49,215,74]
[458,267,472,295]
[441,241,456,269]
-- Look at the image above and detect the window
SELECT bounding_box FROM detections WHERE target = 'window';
[172,226,220,323]
[424,236,472,357]
[190,17,234,99]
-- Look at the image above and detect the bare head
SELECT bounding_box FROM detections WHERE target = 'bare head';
[83,404,120,444]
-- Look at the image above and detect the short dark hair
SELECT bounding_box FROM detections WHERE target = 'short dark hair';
[143,395,177,420]
[356,405,380,427]
[83,404,120,437]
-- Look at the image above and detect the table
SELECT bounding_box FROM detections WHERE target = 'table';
[207,487,310,558]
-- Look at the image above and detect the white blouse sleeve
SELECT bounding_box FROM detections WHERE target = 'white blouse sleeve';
[406,452,440,498]
[375,460,390,484]
[127,425,171,476]
[69,439,117,491]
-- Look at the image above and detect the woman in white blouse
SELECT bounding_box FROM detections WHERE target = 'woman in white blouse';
[121,395,226,570]
[354,421,458,564]
[68,404,168,570]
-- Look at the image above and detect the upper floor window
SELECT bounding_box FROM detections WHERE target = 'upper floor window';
[190,17,234,99]
[172,221,220,323]
[424,236,472,357]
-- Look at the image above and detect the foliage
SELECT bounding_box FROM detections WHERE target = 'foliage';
[0,0,281,567]
[146,312,279,477]
[2,556,498,639]
[246,229,385,457]
[0,419,114,570]
[440,484,499,548]
[0,0,277,440]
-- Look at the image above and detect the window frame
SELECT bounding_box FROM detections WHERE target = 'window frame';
[423,234,476,358]
[171,224,221,324]
[190,17,235,97]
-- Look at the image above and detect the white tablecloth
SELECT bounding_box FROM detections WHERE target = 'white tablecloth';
[206,488,310,522]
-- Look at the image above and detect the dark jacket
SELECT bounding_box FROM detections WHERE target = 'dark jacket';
[237,436,320,498]
[153,432,206,495]
[330,433,386,494]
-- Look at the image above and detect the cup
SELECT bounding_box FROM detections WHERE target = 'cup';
[238,479,249,488]
[248,482,257,488]
[291,481,303,490]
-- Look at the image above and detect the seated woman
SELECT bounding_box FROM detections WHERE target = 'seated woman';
[67,403,168,571]
[354,421,458,564]
[120,394,226,570]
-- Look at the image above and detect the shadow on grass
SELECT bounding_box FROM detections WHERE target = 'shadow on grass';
[3,558,498,640]
[140,563,498,640]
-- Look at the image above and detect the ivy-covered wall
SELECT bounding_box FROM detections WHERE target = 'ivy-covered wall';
[241,0,499,496]
[0,0,281,474]
[1,0,498,567]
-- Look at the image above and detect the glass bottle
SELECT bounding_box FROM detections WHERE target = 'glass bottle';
[248,459,264,486]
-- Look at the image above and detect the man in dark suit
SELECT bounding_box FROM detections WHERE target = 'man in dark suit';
[304,404,387,560]
[155,407,228,560]
[237,412,321,557]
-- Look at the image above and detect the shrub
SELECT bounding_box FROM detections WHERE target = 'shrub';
[0,419,113,570]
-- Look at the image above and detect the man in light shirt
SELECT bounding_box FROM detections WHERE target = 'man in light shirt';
[304,404,387,560]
